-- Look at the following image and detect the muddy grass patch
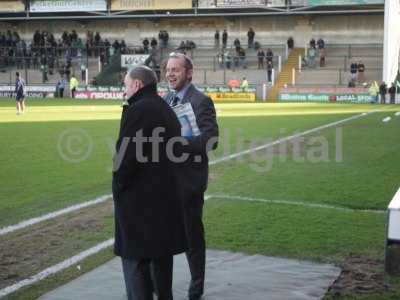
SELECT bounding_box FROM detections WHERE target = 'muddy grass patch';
[324,255,393,299]
[0,200,114,290]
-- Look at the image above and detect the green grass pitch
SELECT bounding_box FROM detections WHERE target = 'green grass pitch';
[1,98,400,299]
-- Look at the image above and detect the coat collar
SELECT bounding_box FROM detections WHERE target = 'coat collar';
[127,83,157,105]
[179,83,195,104]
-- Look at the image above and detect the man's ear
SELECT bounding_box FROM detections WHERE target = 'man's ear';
[136,80,144,90]
[187,68,194,81]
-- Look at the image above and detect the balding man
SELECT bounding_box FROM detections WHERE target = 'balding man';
[112,66,187,300]
[165,53,219,300]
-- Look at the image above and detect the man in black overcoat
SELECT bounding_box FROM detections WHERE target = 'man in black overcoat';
[112,65,187,300]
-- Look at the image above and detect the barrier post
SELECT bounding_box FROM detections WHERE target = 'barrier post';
[278,55,282,73]
[285,44,289,60]
[262,83,267,102]
[299,55,302,72]
[292,68,296,86]
[271,68,275,86]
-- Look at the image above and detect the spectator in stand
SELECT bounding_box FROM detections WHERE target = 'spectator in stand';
[178,41,187,54]
[214,30,220,49]
[266,48,273,63]
[309,38,316,49]
[80,62,86,82]
[389,83,396,104]
[317,38,326,67]
[112,40,120,52]
[247,27,255,48]
[238,47,246,69]
[287,37,294,50]
[348,80,356,88]
[48,53,55,75]
[143,38,149,53]
[120,39,127,54]
[379,81,387,104]
[69,75,79,99]
[40,54,48,83]
[233,38,240,49]
[104,38,111,60]
[357,61,365,83]
[368,81,379,103]
[267,60,273,83]
[257,48,265,69]
[94,32,102,56]
[217,51,224,69]
[222,29,228,48]
[33,30,41,47]
[158,30,164,48]
[100,50,106,68]
[319,48,326,67]
[240,76,249,90]
[317,38,325,50]
[144,46,160,70]
[186,40,196,50]
[62,31,69,44]
[164,30,169,48]
[71,30,78,42]
[91,77,98,86]
[150,37,158,49]
[350,62,358,83]
[158,30,169,48]
[308,47,317,68]
[94,32,101,45]
[86,31,94,57]
[76,38,84,58]
[57,75,67,98]
[65,63,71,81]
[224,49,231,69]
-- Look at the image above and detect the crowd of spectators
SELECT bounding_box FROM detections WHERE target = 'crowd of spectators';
[214,28,257,50]
[0,29,139,82]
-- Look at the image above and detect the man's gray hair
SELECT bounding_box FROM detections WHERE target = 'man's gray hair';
[168,52,193,70]
[128,65,157,86]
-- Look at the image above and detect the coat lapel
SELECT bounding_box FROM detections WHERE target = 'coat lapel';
[181,83,195,105]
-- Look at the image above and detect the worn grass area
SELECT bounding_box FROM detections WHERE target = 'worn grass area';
[1,98,400,299]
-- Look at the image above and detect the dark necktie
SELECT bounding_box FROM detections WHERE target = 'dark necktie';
[170,95,180,107]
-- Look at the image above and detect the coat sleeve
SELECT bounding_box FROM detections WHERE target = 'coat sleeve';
[185,95,219,154]
[113,106,143,187]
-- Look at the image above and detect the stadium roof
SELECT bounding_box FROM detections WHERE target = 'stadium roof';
[0,3,384,21]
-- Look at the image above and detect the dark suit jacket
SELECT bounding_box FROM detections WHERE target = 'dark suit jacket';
[165,83,219,196]
[112,83,187,259]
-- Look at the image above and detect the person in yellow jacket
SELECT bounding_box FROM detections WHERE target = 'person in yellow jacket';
[240,76,249,90]
[69,75,79,99]
[368,81,379,103]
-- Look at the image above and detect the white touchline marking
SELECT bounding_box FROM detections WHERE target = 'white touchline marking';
[0,110,380,236]
[0,238,115,298]
[209,110,380,166]
[0,194,112,236]
[209,194,385,214]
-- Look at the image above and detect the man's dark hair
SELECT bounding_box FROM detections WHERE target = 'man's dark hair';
[128,65,157,86]
[16,72,20,77]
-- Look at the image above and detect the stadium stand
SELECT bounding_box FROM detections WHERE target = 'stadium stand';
[0,1,392,101]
